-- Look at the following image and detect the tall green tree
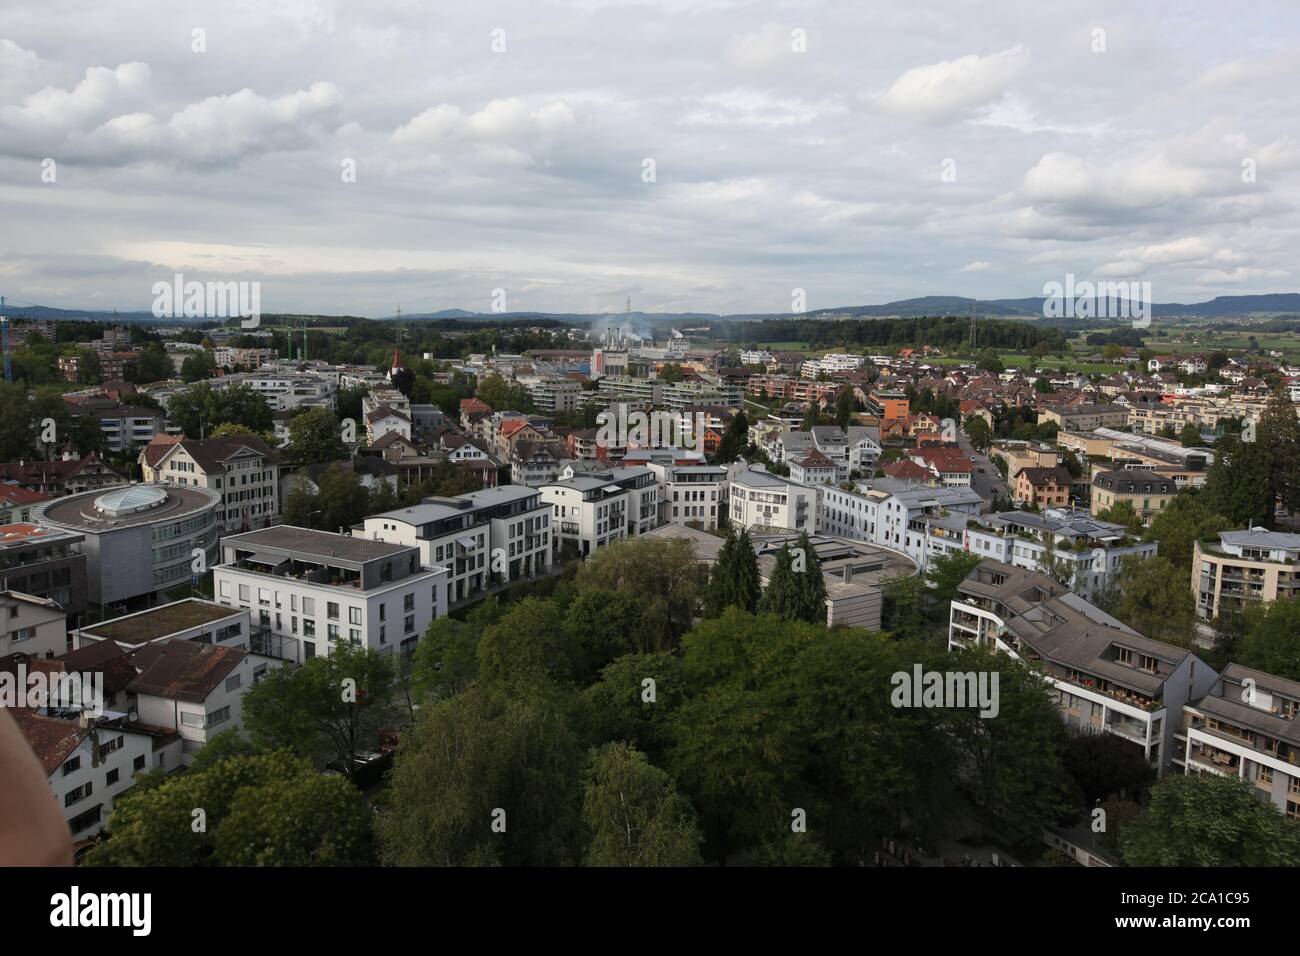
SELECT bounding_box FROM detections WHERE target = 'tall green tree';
[288,407,346,464]
[1235,598,1300,681]
[1144,491,1230,570]
[1120,773,1300,866]
[793,532,827,624]
[580,742,703,866]
[241,643,397,776]
[757,546,802,621]
[379,685,582,866]
[1107,555,1197,647]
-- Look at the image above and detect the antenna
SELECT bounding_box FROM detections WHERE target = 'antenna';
[626,296,631,314]
[969,298,977,350]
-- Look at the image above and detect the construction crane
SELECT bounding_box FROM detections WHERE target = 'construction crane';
[0,297,11,384]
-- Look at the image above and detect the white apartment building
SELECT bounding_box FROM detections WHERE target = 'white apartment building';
[727,463,816,534]
[362,486,552,604]
[1193,529,1300,620]
[739,349,776,366]
[1181,664,1300,818]
[764,425,881,480]
[540,475,629,558]
[949,560,1216,774]
[0,590,67,658]
[921,508,1157,600]
[650,463,726,530]
[365,406,413,444]
[140,435,281,534]
[213,526,447,662]
[799,353,865,378]
[818,478,983,567]
[526,377,582,413]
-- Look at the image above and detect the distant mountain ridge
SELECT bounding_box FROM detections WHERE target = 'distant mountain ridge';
[4,293,1300,324]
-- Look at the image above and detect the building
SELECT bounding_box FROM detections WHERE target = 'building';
[558,464,661,536]
[650,463,726,530]
[921,508,1156,602]
[818,479,984,567]
[365,406,413,444]
[727,464,816,534]
[1193,530,1300,620]
[33,484,222,610]
[0,454,125,497]
[907,446,974,488]
[789,450,839,485]
[140,434,280,534]
[949,560,1216,773]
[1036,404,1129,431]
[1180,664,1300,818]
[362,486,552,603]
[0,484,51,524]
[644,524,917,632]
[1013,466,1074,507]
[540,475,629,557]
[527,377,582,413]
[0,523,88,625]
[213,526,447,661]
[0,590,67,658]
[1090,469,1177,524]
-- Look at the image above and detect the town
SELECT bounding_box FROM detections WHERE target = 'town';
[0,308,1297,870]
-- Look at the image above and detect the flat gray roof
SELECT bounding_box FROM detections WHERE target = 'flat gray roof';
[224,526,411,563]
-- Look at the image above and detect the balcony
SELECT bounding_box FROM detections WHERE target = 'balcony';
[248,625,295,661]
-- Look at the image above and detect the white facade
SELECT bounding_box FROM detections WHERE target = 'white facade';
[213,528,447,662]
[727,464,816,534]
[0,591,67,658]
[540,477,629,557]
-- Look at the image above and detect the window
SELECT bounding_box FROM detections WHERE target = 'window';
[405,615,415,634]
[349,607,362,625]
[133,755,146,772]
[181,712,204,728]
[64,782,93,807]
[328,624,340,641]
[327,602,339,620]
[404,593,414,612]
[349,628,361,645]
[225,674,242,692]
[206,706,231,728]
[239,584,250,602]
[303,597,315,616]
[62,756,81,776]
[303,619,316,637]
[106,768,119,786]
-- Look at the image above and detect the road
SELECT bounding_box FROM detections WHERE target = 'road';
[954,430,1008,503]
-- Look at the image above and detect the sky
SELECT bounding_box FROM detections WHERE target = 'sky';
[1,0,1298,317]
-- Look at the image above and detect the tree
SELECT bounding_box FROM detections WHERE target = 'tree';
[1120,773,1300,866]
[715,409,751,464]
[315,462,371,533]
[751,832,834,866]
[1205,390,1300,528]
[288,407,345,465]
[475,373,530,412]
[793,532,827,624]
[705,528,761,616]
[86,751,373,866]
[1235,598,1300,681]
[1061,732,1154,807]
[963,414,992,452]
[976,348,1004,373]
[1095,500,1143,534]
[1107,555,1197,647]
[132,344,174,384]
[476,598,582,690]
[574,539,705,650]
[834,387,855,428]
[757,546,802,621]
[582,651,684,764]
[657,363,685,384]
[167,382,272,438]
[1144,492,1229,569]
[180,349,216,382]
[379,685,581,866]
[76,349,102,384]
[923,552,981,622]
[241,643,397,777]
[580,742,703,866]
[1178,422,1204,447]
[564,589,643,679]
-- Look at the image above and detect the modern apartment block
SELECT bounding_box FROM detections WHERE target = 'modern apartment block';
[362,486,552,603]
[540,475,629,557]
[818,478,983,569]
[922,508,1157,602]
[1180,664,1300,818]
[213,526,448,661]
[1193,529,1300,620]
[948,560,1215,773]
[0,523,88,625]
[727,463,816,534]
[562,465,660,536]
[652,463,726,530]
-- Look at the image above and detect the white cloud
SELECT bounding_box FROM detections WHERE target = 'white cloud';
[959,260,990,272]
[875,46,1027,123]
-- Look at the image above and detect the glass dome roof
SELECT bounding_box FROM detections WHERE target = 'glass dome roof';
[93,484,168,518]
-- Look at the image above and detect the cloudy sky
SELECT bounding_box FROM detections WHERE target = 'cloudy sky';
[2,0,1298,317]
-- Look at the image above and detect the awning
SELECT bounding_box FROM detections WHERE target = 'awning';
[455,536,477,549]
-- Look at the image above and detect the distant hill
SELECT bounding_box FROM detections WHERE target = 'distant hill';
[5,292,1300,325]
